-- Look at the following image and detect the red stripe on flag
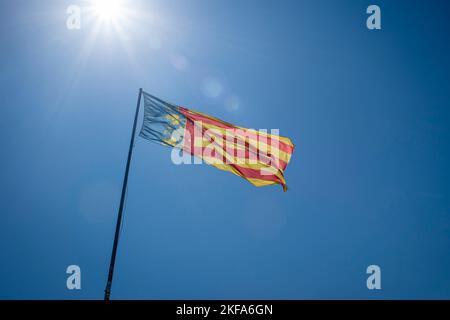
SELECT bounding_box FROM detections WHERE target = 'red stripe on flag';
[229,164,284,184]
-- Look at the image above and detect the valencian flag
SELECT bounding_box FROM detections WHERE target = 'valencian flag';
[105,89,295,300]
[139,91,295,191]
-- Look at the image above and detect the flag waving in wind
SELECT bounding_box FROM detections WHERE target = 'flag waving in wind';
[139,91,295,191]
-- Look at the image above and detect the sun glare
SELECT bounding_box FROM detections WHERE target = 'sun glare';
[92,0,122,21]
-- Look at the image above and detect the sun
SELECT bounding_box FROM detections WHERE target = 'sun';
[92,0,123,22]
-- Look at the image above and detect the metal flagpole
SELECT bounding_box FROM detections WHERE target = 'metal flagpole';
[104,88,143,300]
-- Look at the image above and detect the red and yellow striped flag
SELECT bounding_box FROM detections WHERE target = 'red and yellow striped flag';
[139,92,295,191]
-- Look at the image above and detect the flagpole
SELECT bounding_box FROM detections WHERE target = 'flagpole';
[104,88,143,300]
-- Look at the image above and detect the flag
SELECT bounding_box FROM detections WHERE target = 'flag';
[139,91,295,191]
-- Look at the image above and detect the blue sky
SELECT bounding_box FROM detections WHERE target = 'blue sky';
[0,0,449,299]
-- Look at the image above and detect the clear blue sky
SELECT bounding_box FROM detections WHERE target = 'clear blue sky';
[0,0,449,299]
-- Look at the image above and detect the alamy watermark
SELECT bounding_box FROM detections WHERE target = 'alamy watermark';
[66,265,81,290]
[66,5,81,30]
[167,121,285,176]
[366,265,381,290]
[366,5,381,30]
